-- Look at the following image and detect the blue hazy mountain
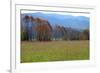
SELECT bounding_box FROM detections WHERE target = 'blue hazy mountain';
[22,12,89,30]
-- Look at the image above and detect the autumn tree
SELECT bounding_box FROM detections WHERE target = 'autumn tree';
[35,18,52,41]
[22,15,35,41]
[53,25,68,40]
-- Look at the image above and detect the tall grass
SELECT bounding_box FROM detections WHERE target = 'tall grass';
[21,40,89,63]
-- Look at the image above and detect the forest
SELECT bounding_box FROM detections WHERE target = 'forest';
[21,15,89,41]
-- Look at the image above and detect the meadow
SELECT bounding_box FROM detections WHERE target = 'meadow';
[21,40,89,63]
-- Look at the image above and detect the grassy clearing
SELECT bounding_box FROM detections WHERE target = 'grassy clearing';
[21,40,89,63]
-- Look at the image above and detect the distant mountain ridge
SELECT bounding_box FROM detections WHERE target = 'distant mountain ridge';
[21,12,89,30]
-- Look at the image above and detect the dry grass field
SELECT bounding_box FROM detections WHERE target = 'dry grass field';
[21,40,89,63]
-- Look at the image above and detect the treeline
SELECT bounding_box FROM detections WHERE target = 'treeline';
[21,15,89,41]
